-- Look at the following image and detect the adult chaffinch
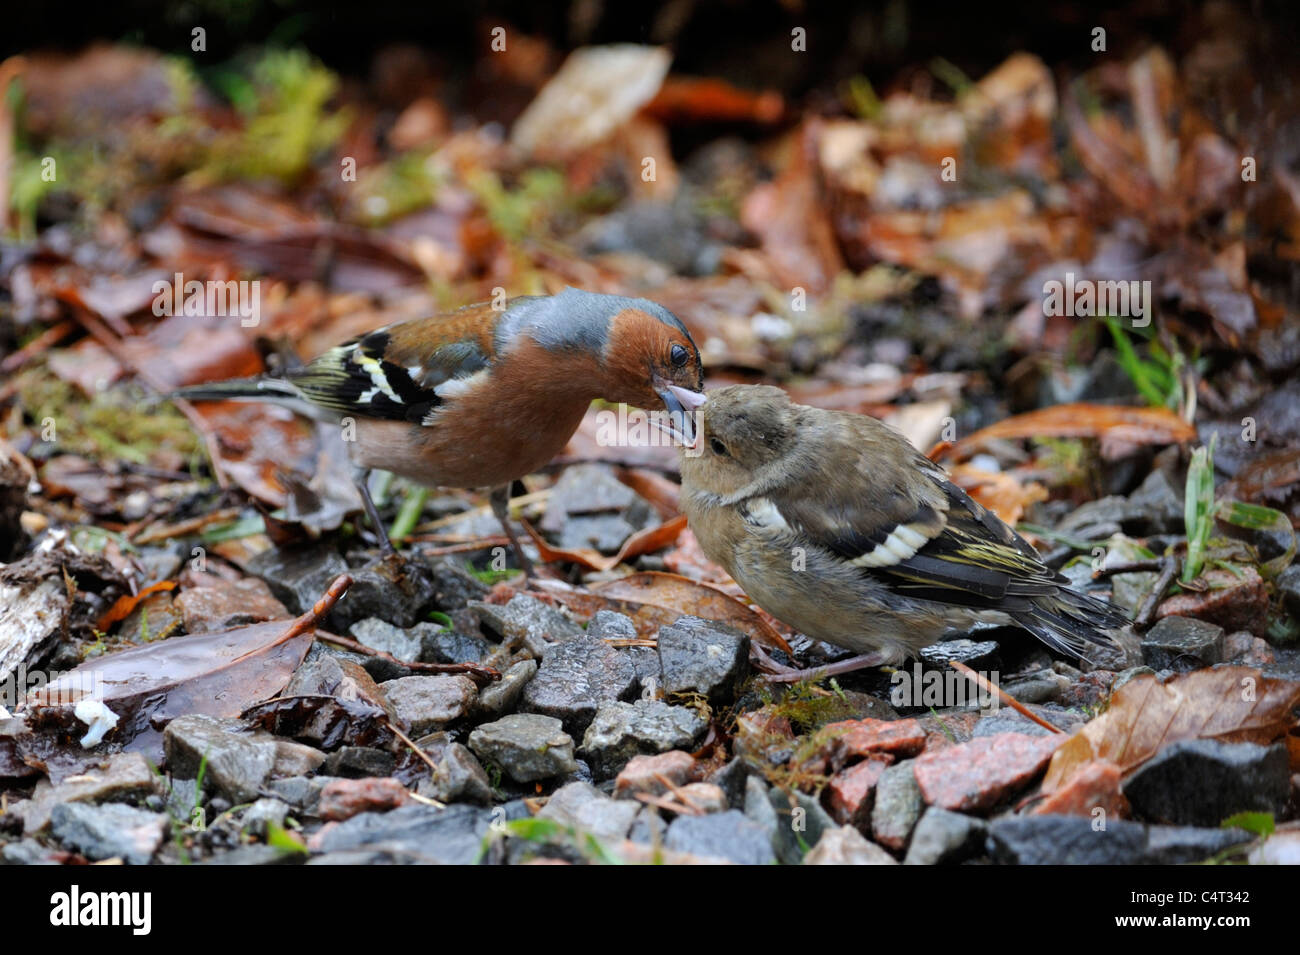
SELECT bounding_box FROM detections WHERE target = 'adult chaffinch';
[678,385,1129,682]
[176,287,705,570]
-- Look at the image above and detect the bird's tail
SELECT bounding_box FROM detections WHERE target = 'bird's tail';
[1014,585,1134,663]
[170,378,334,421]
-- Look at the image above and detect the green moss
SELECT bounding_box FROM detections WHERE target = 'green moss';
[18,372,201,467]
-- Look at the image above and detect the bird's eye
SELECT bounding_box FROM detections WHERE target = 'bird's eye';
[710,437,728,457]
[669,343,690,368]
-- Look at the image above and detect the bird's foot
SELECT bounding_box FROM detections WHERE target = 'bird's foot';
[488,485,537,579]
[762,651,892,684]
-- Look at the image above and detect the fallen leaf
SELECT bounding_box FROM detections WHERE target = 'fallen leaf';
[589,571,791,653]
[24,574,352,762]
[95,580,177,632]
[940,403,1196,462]
[1042,667,1300,792]
[526,515,687,572]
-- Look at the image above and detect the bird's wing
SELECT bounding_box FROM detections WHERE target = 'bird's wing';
[287,304,498,424]
[768,426,1064,614]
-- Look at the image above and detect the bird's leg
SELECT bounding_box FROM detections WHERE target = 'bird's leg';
[352,466,398,557]
[762,651,892,684]
[488,484,535,577]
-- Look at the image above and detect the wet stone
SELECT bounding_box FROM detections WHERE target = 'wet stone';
[423,556,489,610]
[913,733,1061,812]
[415,623,491,665]
[988,815,1252,865]
[380,674,477,735]
[538,781,641,842]
[164,715,276,804]
[50,802,167,865]
[1122,740,1289,826]
[426,743,494,806]
[870,761,924,852]
[580,700,708,778]
[15,751,161,833]
[322,746,396,779]
[350,617,422,663]
[666,810,776,865]
[247,547,350,615]
[919,639,1001,673]
[657,615,750,703]
[473,659,537,718]
[328,556,438,630]
[804,826,899,865]
[468,714,578,783]
[904,807,988,865]
[1140,616,1225,671]
[521,635,638,735]
[540,463,652,551]
[266,775,340,815]
[589,610,660,688]
[318,778,408,821]
[470,594,584,658]
[614,750,697,798]
[765,786,837,864]
[309,803,491,865]
[1127,469,1185,534]
[175,576,290,633]
[1278,565,1300,621]
[240,797,290,836]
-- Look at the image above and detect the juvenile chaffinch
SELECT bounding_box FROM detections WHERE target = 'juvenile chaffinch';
[678,385,1129,682]
[175,287,705,569]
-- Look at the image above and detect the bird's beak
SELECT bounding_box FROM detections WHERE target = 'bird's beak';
[654,383,707,447]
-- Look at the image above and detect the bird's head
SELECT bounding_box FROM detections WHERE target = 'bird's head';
[593,293,705,429]
[679,384,799,499]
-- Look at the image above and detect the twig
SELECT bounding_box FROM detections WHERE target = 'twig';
[131,508,243,544]
[0,320,75,374]
[316,631,500,684]
[1134,556,1179,629]
[387,720,444,786]
[281,574,354,642]
[633,791,705,816]
[949,660,1064,734]
[410,536,511,554]
[411,489,551,532]
[1092,558,1166,578]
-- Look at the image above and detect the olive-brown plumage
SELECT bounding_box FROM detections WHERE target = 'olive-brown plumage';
[679,385,1129,674]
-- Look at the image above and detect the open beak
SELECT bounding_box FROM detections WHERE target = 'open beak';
[654,383,707,447]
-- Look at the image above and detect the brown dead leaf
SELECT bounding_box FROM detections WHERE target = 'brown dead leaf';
[592,571,790,653]
[1042,667,1300,792]
[947,464,1048,526]
[24,575,352,762]
[95,580,177,632]
[525,515,686,572]
[941,402,1196,462]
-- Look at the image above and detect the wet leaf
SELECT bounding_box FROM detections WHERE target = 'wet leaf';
[23,574,352,761]
[941,403,1196,463]
[590,571,791,653]
[525,515,686,572]
[1042,667,1300,793]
